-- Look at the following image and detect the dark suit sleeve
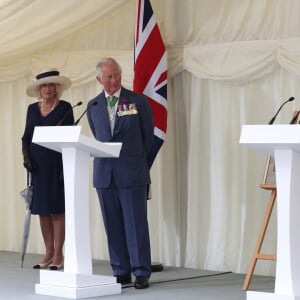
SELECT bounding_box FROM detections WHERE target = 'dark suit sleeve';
[21,105,33,151]
[87,103,96,137]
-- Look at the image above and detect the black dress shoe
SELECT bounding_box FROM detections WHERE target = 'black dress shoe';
[115,275,132,284]
[134,276,149,289]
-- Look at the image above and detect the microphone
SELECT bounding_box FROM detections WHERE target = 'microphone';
[289,110,300,124]
[56,101,83,126]
[268,97,294,124]
[74,101,98,125]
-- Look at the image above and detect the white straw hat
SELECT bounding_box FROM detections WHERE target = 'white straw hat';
[26,68,72,98]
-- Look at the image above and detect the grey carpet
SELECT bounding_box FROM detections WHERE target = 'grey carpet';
[0,251,274,300]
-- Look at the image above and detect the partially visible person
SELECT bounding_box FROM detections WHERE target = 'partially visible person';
[87,57,154,289]
[21,68,74,270]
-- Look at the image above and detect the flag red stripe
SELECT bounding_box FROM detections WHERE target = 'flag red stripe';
[148,97,167,132]
[134,26,165,91]
[156,71,167,87]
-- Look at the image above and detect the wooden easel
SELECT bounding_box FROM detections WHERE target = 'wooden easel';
[242,110,299,291]
[242,182,276,291]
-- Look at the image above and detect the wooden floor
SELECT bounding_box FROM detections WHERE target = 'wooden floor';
[0,251,274,300]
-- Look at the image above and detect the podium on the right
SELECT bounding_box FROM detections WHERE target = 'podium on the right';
[240,124,300,300]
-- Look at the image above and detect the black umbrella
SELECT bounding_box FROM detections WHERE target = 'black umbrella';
[20,171,33,268]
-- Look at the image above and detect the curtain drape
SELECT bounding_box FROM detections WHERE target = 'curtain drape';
[2,0,300,276]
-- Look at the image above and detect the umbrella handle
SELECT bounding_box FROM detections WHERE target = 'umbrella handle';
[27,171,32,187]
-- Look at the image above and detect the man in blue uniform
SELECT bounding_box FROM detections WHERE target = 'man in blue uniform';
[87,57,154,289]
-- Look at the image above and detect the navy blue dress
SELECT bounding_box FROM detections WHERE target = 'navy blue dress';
[21,100,74,215]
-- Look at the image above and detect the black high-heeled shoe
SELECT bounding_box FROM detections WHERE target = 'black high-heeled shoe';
[49,262,64,270]
[33,259,52,269]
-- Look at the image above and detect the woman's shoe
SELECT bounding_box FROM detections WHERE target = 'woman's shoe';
[49,262,64,270]
[33,259,52,269]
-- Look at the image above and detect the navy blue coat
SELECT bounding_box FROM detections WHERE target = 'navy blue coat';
[87,87,154,188]
[21,100,74,214]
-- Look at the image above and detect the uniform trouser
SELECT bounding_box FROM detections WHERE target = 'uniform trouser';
[96,183,151,278]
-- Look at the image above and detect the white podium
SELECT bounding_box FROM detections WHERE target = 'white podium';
[32,126,122,299]
[240,125,300,300]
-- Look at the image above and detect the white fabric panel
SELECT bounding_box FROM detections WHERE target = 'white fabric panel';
[2,0,300,277]
[0,0,128,62]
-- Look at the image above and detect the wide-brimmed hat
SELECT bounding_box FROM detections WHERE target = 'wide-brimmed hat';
[26,68,72,98]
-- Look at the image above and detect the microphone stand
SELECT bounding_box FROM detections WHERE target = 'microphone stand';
[268,97,294,124]
[289,110,300,124]
[56,101,83,126]
[74,102,98,125]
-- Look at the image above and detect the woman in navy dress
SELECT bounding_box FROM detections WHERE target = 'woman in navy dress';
[21,69,74,270]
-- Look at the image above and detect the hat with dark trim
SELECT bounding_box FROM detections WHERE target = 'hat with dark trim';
[26,68,71,98]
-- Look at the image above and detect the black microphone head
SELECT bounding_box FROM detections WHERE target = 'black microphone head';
[289,97,295,101]
[77,101,83,106]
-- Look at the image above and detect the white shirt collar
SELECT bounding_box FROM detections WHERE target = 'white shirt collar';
[105,88,121,99]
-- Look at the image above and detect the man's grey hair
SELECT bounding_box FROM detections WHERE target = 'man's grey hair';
[96,57,122,79]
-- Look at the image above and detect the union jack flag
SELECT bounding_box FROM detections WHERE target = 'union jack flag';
[134,0,168,168]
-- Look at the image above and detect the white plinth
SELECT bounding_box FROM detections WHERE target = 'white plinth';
[35,270,121,299]
[32,126,122,299]
[247,291,300,300]
[240,125,300,300]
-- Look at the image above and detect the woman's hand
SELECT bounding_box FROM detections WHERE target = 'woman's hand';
[22,149,34,172]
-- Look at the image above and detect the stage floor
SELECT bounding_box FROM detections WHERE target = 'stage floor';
[0,251,274,299]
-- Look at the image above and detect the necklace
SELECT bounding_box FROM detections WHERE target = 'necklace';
[40,99,57,115]
[106,96,118,121]
[108,107,116,121]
